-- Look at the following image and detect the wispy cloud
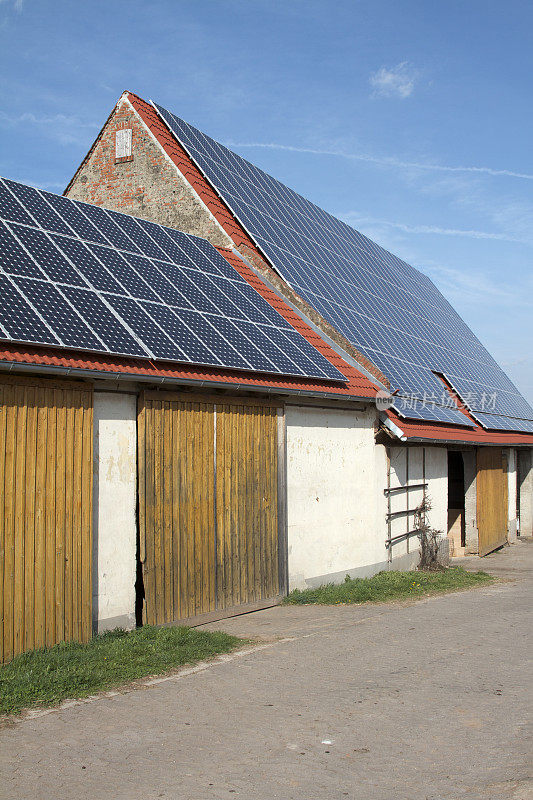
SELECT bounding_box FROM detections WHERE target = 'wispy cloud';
[224,141,533,182]
[0,0,23,11]
[369,62,417,98]
[422,262,531,306]
[342,214,523,244]
[0,111,98,145]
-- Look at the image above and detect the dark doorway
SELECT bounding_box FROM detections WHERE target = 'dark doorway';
[448,451,465,550]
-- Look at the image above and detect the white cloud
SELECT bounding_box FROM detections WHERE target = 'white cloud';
[369,62,417,98]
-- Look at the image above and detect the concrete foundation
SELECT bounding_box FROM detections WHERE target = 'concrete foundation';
[92,392,137,632]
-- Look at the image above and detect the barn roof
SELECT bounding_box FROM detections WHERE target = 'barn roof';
[109,91,533,445]
[0,176,381,401]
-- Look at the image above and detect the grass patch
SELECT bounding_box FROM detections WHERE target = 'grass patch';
[0,625,243,718]
[283,567,494,606]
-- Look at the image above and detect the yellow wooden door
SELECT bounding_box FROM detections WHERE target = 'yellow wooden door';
[138,392,281,626]
[477,447,508,556]
[138,395,216,625]
[216,402,279,609]
[0,375,93,663]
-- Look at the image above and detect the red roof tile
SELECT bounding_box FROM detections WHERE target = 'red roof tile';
[386,410,533,446]
[0,341,378,398]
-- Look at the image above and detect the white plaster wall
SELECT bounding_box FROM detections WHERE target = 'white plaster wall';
[463,450,478,553]
[518,449,533,537]
[286,406,384,588]
[374,443,389,553]
[424,447,448,536]
[93,393,137,631]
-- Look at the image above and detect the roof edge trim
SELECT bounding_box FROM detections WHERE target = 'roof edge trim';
[0,359,371,403]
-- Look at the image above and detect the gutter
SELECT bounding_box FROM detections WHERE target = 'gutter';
[0,359,373,404]
[399,435,533,448]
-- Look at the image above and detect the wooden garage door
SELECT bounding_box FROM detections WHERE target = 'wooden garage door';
[477,447,508,556]
[0,376,93,663]
[138,392,283,626]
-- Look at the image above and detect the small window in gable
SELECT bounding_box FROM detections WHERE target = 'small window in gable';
[115,128,133,162]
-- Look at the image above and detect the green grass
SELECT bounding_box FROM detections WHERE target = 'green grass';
[283,567,494,606]
[0,625,243,718]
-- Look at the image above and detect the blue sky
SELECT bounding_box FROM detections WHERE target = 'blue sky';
[1,0,532,403]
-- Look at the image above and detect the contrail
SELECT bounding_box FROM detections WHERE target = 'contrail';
[224,141,533,181]
[345,216,523,243]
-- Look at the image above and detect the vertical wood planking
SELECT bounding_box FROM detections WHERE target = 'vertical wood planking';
[33,400,48,650]
[3,387,16,662]
[0,385,5,662]
[13,391,27,657]
[477,447,508,556]
[71,396,83,641]
[23,388,37,653]
[54,392,66,645]
[137,393,281,626]
[80,391,93,642]
[0,377,93,663]
[63,400,74,643]
[44,397,57,648]
[205,404,215,612]
[138,395,217,625]
[162,401,173,622]
[215,405,225,610]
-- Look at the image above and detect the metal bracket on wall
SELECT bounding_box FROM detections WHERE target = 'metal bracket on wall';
[385,450,428,562]
[384,482,428,495]
[385,529,420,547]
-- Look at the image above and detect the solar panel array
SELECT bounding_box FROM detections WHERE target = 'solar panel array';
[0,178,346,382]
[154,102,533,433]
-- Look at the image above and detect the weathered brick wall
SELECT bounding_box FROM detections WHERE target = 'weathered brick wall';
[65,97,231,249]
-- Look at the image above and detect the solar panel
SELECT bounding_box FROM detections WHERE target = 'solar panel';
[471,411,533,434]
[12,277,103,350]
[0,177,344,381]
[153,102,533,432]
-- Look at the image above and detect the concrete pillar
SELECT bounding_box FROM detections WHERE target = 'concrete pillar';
[463,450,478,554]
[507,448,518,543]
[93,393,137,632]
[518,449,533,537]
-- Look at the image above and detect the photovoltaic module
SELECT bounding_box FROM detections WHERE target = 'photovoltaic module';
[0,177,346,383]
[153,102,533,433]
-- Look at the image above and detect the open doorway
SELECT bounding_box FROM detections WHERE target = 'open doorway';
[448,451,465,556]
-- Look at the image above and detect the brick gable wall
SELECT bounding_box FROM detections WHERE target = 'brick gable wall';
[65,95,231,248]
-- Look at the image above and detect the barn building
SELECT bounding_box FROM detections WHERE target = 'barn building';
[64,89,533,559]
[0,90,532,662]
[0,175,398,663]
